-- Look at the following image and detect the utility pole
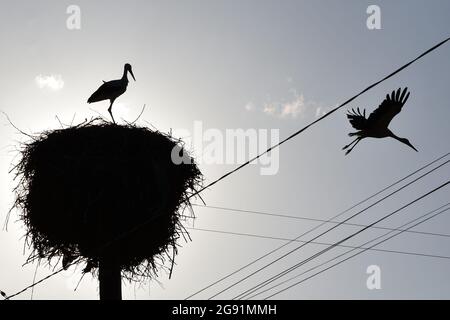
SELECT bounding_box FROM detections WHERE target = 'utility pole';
[99,253,122,300]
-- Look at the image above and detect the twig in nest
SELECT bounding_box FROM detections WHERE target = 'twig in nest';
[1,111,35,139]
[55,115,64,128]
[143,120,158,131]
[74,272,86,292]
[88,108,107,120]
[70,113,77,126]
[124,104,147,125]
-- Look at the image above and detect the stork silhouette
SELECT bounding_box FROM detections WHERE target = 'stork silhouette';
[87,63,136,123]
[343,87,418,155]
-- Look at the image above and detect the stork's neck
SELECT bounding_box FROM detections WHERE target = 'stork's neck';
[389,131,403,142]
[122,67,129,81]
[387,129,395,138]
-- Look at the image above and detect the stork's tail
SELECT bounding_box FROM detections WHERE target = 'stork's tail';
[348,132,359,137]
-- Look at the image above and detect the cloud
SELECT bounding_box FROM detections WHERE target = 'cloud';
[315,106,326,118]
[35,74,64,90]
[315,105,334,118]
[263,103,277,116]
[244,102,255,111]
[280,94,304,118]
[247,89,330,120]
[262,90,318,119]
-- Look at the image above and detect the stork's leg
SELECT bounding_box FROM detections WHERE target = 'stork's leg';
[342,137,359,150]
[345,138,362,155]
[108,99,116,124]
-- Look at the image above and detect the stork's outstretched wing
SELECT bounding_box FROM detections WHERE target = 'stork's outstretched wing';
[367,87,410,128]
[346,107,368,130]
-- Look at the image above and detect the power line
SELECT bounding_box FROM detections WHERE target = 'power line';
[6,36,450,299]
[237,181,450,299]
[7,153,446,300]
[186,152,449,299]
[4,266,65,300]
[235,180,449,300]
[188,220,450,260]
[205,160,449,299]
[246,203,450,299]
[191,203,450,239]
[262,205,450,300]
[191,37,450,196]
[117,33,450,264]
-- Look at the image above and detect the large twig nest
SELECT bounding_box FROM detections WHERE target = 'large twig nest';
[13,119,202,281]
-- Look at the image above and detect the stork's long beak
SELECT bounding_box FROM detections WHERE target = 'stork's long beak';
[393,135,418,153]
[129,69,136,81]
[405,140,418,152]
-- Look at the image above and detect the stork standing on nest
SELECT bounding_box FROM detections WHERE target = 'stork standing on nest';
[87,63,136,123]
[343,87,418,155]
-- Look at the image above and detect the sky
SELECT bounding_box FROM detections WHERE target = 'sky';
[0,0,449,300]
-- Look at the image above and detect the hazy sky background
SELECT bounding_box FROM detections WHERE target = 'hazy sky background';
[0,0,449,299]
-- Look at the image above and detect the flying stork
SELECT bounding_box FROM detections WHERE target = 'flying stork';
[343,87,418,155]
[87,63,136,123]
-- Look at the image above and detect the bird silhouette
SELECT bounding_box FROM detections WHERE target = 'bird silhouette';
[87,63,136,123]
[342,87,418,155]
